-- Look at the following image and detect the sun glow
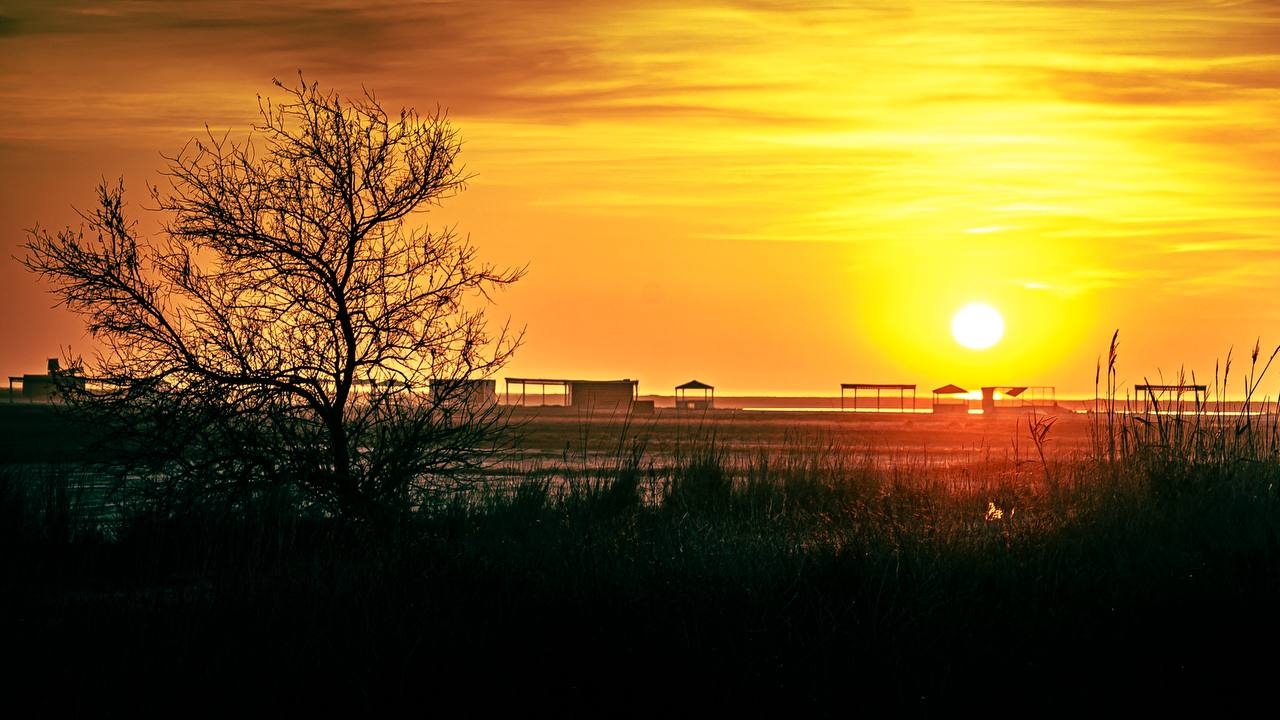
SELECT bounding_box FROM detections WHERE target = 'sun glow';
[951,303,1005,350]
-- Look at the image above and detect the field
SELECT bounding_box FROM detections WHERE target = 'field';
[3,400,1279,714]
[505,404,1094,464]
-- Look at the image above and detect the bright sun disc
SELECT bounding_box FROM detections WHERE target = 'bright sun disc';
[951,303,1004,350]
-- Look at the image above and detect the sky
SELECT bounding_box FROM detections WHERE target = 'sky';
[2,0,1279,397]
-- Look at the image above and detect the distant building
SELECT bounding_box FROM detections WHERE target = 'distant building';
[980,386,1057,414]
[7,358,86,402]
[631,399,656,415]
[928,385,1057,414]
[505,377,640,414]
[568,379,638,413]
[675,380,714,410]
[840,383,916,413]
[931,384,970,414]
[1134,384,1204,413]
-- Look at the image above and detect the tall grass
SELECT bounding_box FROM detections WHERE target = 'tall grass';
[1093,332,1280,462]
[0,464,104,548]
[6,346,1280,712]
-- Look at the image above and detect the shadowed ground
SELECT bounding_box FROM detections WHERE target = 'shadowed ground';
[2,401,1275,714]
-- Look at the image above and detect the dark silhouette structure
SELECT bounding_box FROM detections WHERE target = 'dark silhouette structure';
[1135,383,1207,413]
[932,384,970,414]
[505,377,571,406]
[505,377,639,413]
[22,77,523,521]
[568,379,638,413]
[6,358,86,402]
[840,383,916,412]
[676,380,714,410]
[979,386,1056,414]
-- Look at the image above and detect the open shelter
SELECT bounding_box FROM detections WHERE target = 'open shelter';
[840,383,916,413]
[505,377,570,407]
[980,386,1056,414]
[932,384,970,414]
[675,380,714,410]
[505,377,640,413]
[1135,383,1206,413]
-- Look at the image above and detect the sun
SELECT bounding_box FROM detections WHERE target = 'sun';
[951,303,1005,350]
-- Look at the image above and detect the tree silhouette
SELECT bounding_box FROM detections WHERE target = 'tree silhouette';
[23,76,523,521]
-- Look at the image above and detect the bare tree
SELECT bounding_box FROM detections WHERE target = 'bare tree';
[23,76,524,521]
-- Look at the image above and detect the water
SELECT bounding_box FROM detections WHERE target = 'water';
[740,407,934,413]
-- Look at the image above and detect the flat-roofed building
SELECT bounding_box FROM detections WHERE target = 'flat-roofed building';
[7,358,86,403]
[505,377,640,414]
[1134,383,1205,413]
[840,383,916,412]
[568,379,638,413]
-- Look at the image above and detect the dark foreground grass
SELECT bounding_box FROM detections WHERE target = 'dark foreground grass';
[5,421,1280,716]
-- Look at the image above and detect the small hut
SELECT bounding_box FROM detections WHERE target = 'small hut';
[675,380,714,410]
[931,384,970,414]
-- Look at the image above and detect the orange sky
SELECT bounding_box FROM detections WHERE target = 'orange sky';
[2,1,1279,396]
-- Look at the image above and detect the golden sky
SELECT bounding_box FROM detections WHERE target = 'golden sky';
[2,0,1279,396]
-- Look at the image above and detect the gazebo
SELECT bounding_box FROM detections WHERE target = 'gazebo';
[931,384,970,414]
[675,380,714,410]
